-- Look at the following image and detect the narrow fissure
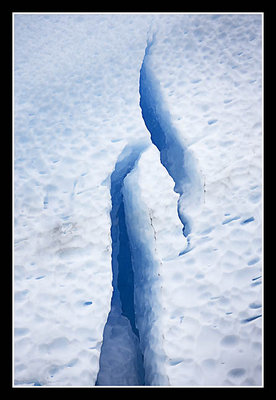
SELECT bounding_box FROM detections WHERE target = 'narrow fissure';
[139,36,201,239]
[95,145,146,386]
[117,201,140,338]
[96,34,200,386]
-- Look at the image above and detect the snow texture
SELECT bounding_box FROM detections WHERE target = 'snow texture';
[14,13,262,387]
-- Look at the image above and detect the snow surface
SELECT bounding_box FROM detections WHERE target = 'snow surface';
[13,13,262,387]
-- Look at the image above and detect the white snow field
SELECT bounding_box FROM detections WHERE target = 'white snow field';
[13,13,263,387]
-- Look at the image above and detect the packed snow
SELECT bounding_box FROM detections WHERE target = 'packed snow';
[13,13,263,387]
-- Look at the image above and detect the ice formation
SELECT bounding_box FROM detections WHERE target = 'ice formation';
[14,13,262,387]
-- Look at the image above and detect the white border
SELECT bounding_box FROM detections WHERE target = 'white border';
[12,11,264,389]
[12,11,263,15]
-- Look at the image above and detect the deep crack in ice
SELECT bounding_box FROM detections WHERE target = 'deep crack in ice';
[96,143,147,386]
[97,34,202,386]
[139,35,202,240]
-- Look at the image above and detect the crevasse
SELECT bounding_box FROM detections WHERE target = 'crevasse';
[122,157,171,386]
[96,34,201,386]
[95,143,147,386]
[139,35,202,239]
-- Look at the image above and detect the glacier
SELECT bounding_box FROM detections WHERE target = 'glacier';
[13,13,262,387]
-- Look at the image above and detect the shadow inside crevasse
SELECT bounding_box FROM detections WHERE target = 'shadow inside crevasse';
[139,36,202,237]
[95,144,146,386]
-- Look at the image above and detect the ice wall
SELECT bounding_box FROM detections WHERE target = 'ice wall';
[123,145,185,385]
[96,142,148,386]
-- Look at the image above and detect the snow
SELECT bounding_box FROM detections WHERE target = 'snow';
[13,13,262,387]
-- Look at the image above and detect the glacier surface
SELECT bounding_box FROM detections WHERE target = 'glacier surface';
[13,13,262,387]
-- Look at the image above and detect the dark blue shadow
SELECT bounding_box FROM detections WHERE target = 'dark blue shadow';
[96,144,146,386]
[139,38,193,236]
